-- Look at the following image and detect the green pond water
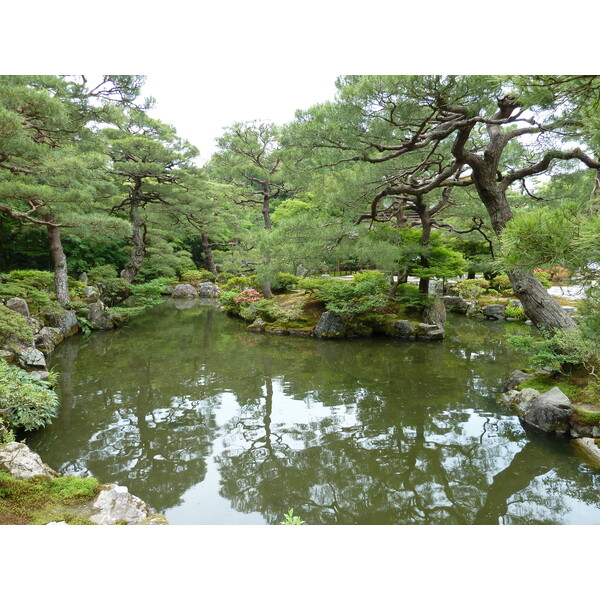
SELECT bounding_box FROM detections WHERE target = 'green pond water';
[27,299,600,525]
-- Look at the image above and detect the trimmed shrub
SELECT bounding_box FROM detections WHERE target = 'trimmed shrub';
[455,279,490,299]
[180,269,215,283]
[0,359,59,431]
[0,304,34,351]
[271,272,300,292]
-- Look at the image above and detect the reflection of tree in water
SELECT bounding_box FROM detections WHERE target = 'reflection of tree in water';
[27,303,600,523]
[28,302,226,512]
[217,390,600,524]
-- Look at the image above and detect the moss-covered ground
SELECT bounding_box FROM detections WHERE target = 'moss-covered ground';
[0,470,100,525]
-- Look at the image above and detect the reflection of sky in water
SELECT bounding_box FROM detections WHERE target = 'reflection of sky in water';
[26,304,600,525]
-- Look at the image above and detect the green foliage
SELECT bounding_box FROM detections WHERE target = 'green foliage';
[222,276,258,292]
[2,270,55,291]
[393,284,432,310]
[271,272,300,292]
[508,328,599,375]
[299,273,388,318]
[130,277,176,299]
[88,264,119,284]
[0,359,59,430]
[0,304,34,350]
[280,508,305,525]
[504,304,527,320]
[411,246,466,280]
[48,476,100,501]
[98,278,132,307]
[455,279,490,299]
[534,269,552,288]
[489,274,512,294]
[219,290,240,313]
[180,269,215,283]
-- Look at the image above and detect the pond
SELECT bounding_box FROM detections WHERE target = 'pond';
[27,299,600,525]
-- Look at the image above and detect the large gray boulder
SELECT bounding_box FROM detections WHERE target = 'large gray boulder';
[87,301,114,330]
[197,282,220,297]
[88,483,151,525]
[501,387,573,434]
[390,319,416,338]
[483,304,506,320]
[523,387,573,433]
[34,327,64,354]
[17,346,47,368]
[172,284,199,298]
[504,370,535,391]
[6,297,30,318]
[314,311,347,338]
[0,442,59,479]
[39,309,79,337]
[442,295,469,313]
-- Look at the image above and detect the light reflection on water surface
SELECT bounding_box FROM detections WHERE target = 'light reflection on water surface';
[27,300,600,525]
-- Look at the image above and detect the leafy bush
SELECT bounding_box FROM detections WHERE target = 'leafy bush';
[222,276,258,292]
[271,272,300,292]
[505,304,527,320]
[300,275,388,318]
[99,278,132,307]
[394,283,432,310]
[508,328,599,375]
[490,274,513,294]
[1,270,55,290]
[130,277,177,299]
[180,269,215,283]
[88,265,119,284]
[0,281,58,313]
[455,279,490,299]
[533,269,553,288]
[0,304,34,351]
[0,359,59,431]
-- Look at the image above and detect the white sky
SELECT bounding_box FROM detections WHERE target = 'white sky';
[142,71,338,163]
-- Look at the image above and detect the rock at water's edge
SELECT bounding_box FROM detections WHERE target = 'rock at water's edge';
[88,484,151,525]
[504,370,535,391]
[314,311,346,338]
[0,442,59,479]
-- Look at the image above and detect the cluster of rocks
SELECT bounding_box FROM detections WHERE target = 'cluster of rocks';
[170,282,220,298]
[311,311,446,341]
[500,370,600,468]
[0,442,168,525]
[1,297,80,379]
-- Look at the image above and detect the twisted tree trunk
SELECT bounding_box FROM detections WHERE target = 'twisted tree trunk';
[47,222,70,307]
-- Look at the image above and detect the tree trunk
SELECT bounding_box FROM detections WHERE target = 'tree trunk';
[121,194,146,283]
[200,231,218,276]
[47,222,70,307]
[261,279,273,299]
[262,193,271,231]
[418,207,431,295]
[471,167,576,331]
